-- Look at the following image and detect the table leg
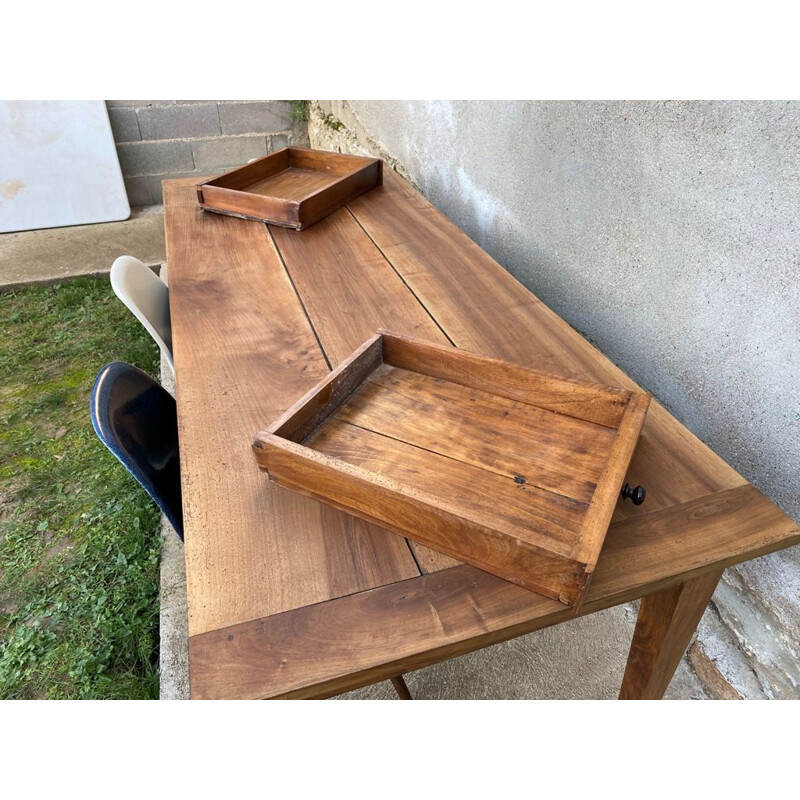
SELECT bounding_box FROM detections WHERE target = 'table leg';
[619,569,723,700]
[391,675,413,700]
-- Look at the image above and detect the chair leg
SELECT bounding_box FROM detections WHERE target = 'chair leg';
[390,675,413,700]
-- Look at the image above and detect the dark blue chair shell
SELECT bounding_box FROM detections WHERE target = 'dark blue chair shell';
[90,362,183,540]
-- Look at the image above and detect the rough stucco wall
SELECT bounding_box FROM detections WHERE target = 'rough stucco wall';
[309,100,800,698]
[341,101,800,515]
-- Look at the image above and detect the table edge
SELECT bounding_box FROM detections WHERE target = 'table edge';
[188,483,800,699]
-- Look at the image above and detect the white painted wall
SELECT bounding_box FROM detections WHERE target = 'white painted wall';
[0,101,129,233]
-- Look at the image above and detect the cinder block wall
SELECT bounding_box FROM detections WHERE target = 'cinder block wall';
[106,101,309,206]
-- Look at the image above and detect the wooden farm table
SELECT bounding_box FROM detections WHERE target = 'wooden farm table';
[163,169,799,700]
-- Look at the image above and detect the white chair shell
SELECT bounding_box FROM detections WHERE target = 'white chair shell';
[110,255,174,371]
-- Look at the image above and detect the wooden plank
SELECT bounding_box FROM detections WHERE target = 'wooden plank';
[249,168,337,201]
[339,364,612,503]
[348,171,747,534]
[380,329,632,428]
[188,484,800,699]
[269,207,450,361]
[204,148,290,190]
[300,160,382,229]
[199,183,300,228]
[269,204,458,569]
[269,333,383,443]
[619,570,723,699]
[255,423,584,603]
[189,565,567,700]
[570,390,651,565]
[163,179,419,636]
[289,147,376,174]
[307,419,586,552]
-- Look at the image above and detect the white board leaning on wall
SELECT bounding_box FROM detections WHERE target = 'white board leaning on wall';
[0,100,130,233]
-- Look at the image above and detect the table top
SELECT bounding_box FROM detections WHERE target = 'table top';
[163,169,799,699]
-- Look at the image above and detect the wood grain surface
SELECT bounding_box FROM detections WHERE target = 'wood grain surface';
[255,332,649,607]
[619,569,723,699]
[197,148,381,229]
[164,181,418,636]
[347,170,748,567]
[163,165,799,699]
[380,331,632,428]
[269,208,449,361]
[248,168,337,202]
[188,484,799,699]
[269,205,455,569]
[343,364,612,502]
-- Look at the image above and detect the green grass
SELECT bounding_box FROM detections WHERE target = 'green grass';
[0,276,162,699]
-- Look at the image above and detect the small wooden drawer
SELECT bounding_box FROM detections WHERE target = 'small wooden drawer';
[196,147,382,230]
[252,331,651,611]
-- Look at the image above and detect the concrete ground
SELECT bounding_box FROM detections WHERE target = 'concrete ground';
[1,211,709,700]
[339,609,706,700]
[0,207,165,289]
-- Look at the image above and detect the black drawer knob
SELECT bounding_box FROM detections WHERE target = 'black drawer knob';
[621,483,646,505]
